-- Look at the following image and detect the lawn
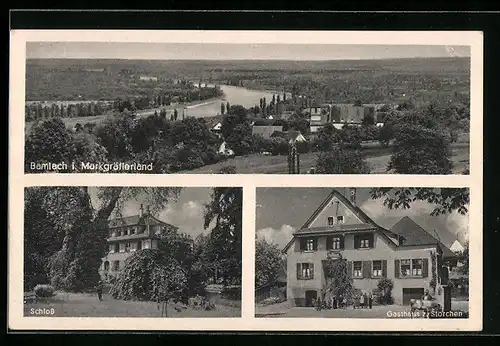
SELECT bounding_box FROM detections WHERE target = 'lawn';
[255,300,469,318]
[24,292,241,318]
[185,143,469,175]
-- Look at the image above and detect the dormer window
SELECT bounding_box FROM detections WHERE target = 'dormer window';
[354,233,374,249]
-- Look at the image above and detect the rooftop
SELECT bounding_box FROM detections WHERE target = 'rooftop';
[294,223,377,236]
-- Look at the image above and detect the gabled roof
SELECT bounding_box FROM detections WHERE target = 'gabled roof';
[282,189,399,253]
[108,213,177,230]
[252,125,284,139]
[270,130,305,142]
[390,216,457,259]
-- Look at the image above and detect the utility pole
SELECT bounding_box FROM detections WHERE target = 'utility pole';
[288,141,300,174]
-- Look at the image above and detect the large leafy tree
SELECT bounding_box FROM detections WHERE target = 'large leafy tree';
[324,254,355,300]
[255,238,283,288]
[203,182,242,286]
[226,123,253,156]
[369,187,469,216]
[388,124,453,174]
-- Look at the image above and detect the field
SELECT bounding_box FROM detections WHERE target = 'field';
[24,292,241,317]
[184,142,470,174]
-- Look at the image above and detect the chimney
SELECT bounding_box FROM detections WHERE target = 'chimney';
[349,188,356,205]
[140,204,144,217]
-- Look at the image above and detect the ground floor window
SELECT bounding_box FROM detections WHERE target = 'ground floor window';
[353,261,363,278]
[103,261,109,271]
[113,260,120,271]
[400,259,424,277]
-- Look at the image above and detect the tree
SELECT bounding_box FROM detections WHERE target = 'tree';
[255,238,283,288]
[353,100,363,107]
[369,187,469,216]
[25,117,76,172]
[174,109,178,121]
[221,102,226,115]
[289,119,310,136]
[226,123,253,156]
[316,123,341,151]
[458,242,469,275]
[362,112,375,126]
[94,114,134,160]
[203,186,242,286]
[316,147,370,174]
[110,249,188,304]
[388,124,453,174]
[378,123,394,147]
[324,254,355,300]
[227,104,247,118]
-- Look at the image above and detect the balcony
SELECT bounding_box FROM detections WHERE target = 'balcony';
[107,232,153,242]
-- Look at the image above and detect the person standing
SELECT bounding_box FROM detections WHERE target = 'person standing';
[368,291,373,309]
[360,292,365,309]
[96,280,103,301]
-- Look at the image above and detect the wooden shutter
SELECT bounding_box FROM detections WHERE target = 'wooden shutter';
[422,258,429,277]
[326,236,332,250]
[299,238,306,251]
[340,235,345,249]
[369,233,375,248]
[354,235,359,249]
[394,259,400,278]
[296,263,301,279]
[347,261,353,278]
[313,238,318,251]
[382,260,388,278]
[310,263,315,279]
[362,261,371,278]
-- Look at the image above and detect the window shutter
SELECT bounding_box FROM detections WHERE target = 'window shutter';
[354,235,359,249]
[296,263,301,279]
[340,235,345,249]
[300,238,306,251]
[347,261,353,277]
[310,263,314,279]
[382,260,387,278]
[369,233,374,248]
[313,238,318,251]
[363,261,371,278]
[394,259,400,278]
[326,236,332,250]
[422,258,429,277]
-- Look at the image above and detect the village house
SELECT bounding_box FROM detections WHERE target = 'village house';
[252,119,284,140]
[309,104,382,132]
[270,131,307,144]
[282,189,457,308]
[99,205,179,281]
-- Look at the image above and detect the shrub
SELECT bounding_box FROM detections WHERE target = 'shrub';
[377,278,394,305]
[34,284,55,298]
[260,296,286,306]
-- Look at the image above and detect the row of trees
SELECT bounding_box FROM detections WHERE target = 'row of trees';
[24,183,242,302]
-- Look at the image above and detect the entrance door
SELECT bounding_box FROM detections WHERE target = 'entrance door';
[305,290,318,307]
[402,288,425,305]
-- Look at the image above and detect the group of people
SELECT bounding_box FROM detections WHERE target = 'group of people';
[353,291,374,309]
[313,291,374,310]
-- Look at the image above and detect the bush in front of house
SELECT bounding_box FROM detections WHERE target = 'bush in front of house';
[34,284,55,298]
[260,296,287,306]
[376,278,394,305]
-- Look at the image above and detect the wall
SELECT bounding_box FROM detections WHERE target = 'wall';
[306,194,363,228]
[286,231,437,306]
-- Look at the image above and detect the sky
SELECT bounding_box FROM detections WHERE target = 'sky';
[89,187,214,238]
[26,42,471,61]
[256,188,469,250]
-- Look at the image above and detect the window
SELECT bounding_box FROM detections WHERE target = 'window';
[400,259,411,277]
[131,228,136,235]
[412,259,423,276]
[125,242,131,252]
[353,261,363,278]
[119,243,125,253]
[306,239,315,251]
[113,261,120,271]
[125,228,129,236]
[337,216,344,224]
[143,240,150,249]
[372,260,383,277]
[104,261,110,271]
[332,237,342,250]
[109,244,115,253]
[114,244,119,253]
[327,216,334,226]
[297,263,314,280]
[136,241,142,250]
[360,238,370,248]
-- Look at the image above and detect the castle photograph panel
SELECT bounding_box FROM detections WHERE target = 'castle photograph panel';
[25,42,470,175]
[23,186,242,317]
[255,187,469,318]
